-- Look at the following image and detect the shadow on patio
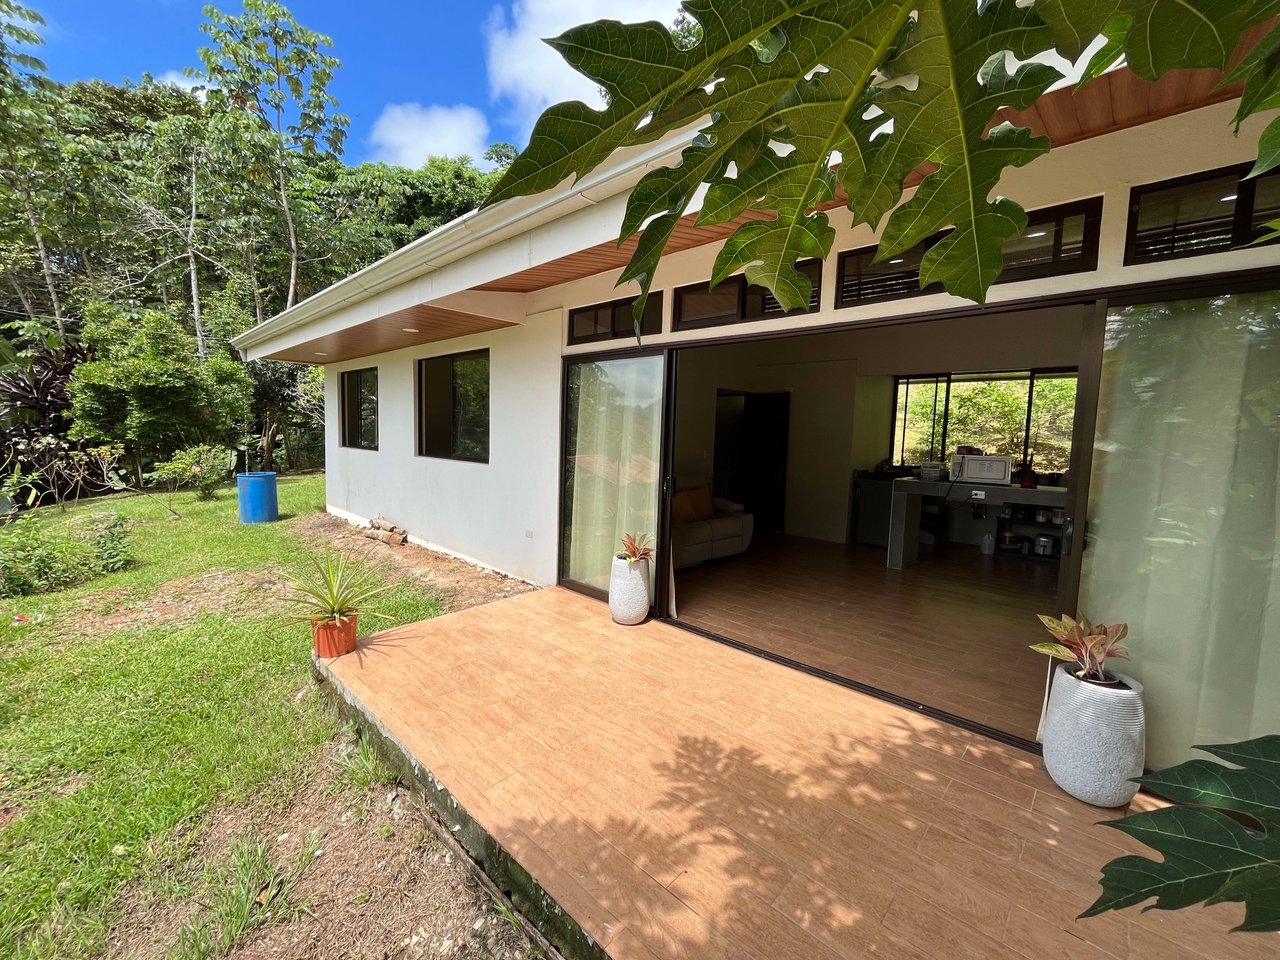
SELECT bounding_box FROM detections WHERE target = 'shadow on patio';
[319,588,1270,960]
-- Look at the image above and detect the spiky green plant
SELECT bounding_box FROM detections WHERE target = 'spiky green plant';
[284,552,393,624]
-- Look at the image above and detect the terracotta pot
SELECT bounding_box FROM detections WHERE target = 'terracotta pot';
[312,615,358,658]
[608,556,651,625]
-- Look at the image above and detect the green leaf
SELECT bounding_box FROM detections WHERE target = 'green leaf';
[1083,735,1280,933]
[489,1,1280,327]
[1029,641,1077,661]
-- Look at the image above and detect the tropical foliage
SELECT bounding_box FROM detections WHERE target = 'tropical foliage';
[488,0,1280,325]
[1084,735,1280,933]
[284,552,393,624]
[0,1,508,499]
[1031,613,1129,681]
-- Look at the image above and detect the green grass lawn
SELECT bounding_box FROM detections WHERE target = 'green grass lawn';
[0,475,444,958]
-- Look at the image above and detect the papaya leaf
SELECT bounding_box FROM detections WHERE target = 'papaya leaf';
[486,0,1280,328]
[1083,735,1280,933]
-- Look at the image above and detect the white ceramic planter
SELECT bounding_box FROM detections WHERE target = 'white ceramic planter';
[1042,662,1146,808]
[608,556,651,625]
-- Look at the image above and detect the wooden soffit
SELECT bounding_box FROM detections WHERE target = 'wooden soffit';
[474,64,1243,296]
[265,302,516,363]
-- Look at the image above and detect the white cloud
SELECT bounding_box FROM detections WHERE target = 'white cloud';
[485,0,684,141]
[367,103,493,168]
[156,70,201,92]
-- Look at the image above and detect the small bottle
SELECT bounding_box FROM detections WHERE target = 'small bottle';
[980,532,996,556]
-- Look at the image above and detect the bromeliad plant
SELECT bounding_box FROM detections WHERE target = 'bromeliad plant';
[1031,614,1129,683]
[616,532,655,564]
[285,553,392,657]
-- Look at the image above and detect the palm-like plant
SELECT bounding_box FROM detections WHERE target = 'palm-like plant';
[285,552,393,624]
[1031,614,1129,682]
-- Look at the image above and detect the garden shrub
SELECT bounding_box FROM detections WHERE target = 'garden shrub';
[151,444,234,500]
[0,511,135,598]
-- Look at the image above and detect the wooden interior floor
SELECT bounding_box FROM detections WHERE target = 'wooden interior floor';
[675,536,1057,741]
[324,588,1273,960]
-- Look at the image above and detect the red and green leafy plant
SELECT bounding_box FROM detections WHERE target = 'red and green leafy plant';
[616,532,654,564]
[1030,614,1129,682]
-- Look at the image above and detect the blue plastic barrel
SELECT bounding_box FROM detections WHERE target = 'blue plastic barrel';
[237,471,279,524]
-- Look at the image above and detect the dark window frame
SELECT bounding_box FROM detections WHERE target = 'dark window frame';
[838,197,1105,309]
[1124,162,1280,266]
[567,292,664,346]
[339,367,378,451]
[415,349,491,464]
[889,366,1078,471]
[673,259,823,331]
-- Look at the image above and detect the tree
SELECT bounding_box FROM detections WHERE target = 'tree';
[68,302,251,478]
[197,0,350,311]
[486,1,1280,326]
[0,2,66,331]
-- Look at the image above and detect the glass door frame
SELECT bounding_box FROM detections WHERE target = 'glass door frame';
[557,345,671,611]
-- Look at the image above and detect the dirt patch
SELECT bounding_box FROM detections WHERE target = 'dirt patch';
[56,568,292,640]
[104,734,542,960]
[289,512,535,613]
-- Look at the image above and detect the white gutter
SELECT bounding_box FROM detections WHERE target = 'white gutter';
[231,130,697,353]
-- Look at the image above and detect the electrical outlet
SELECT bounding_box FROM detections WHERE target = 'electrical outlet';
[970,489,986,500]
[524,529,535,540]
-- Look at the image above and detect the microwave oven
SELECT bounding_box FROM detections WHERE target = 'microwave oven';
[950,454,1014,485]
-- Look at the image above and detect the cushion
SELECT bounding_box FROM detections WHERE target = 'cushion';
[685,487,715,521]
[670,491,697,525]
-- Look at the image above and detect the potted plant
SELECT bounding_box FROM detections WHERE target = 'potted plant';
[609,533,654,625]
[1031,614,1146,807]
[287,553,392,658]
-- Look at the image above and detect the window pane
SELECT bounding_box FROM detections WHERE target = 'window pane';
[1027,374,1076,474]
[1250,170,1280,235]
[571,307,609,341]
[944,374,1030,461]
[1131,172,1239,260]
[451,354,489,460]
[894,377,946,464]
[358,370,377,449]
[676,281,740,327]
[562,356,664,593]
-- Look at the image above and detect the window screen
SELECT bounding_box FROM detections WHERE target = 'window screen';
[340,368,378,450]
[417,350,490,462]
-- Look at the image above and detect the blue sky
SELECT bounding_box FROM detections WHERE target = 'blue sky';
[33,1,682,168]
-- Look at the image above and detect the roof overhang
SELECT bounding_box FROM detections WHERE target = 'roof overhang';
[233,60,1248,364]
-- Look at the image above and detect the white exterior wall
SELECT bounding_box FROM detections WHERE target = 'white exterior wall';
[324,308,562,585]
[318,100,1279,586]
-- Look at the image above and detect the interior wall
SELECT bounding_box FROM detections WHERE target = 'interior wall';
[674,305,1088,543]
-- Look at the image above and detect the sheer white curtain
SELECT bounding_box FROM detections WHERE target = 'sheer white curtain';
[1080,290,1280,769]
[563,356,664,593]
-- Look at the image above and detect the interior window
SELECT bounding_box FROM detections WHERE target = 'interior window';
[340,368,378,450]
[893,377,947,464]
[418,350,490,462]
[892,369,1077,472]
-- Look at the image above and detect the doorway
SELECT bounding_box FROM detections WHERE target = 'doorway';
[664,307,1097,744]
[713,390,790,533]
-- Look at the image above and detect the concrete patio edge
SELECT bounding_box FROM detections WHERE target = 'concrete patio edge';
[311,653,607,960]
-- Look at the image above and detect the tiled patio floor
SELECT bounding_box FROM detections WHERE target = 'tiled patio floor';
[321,588,1273,960]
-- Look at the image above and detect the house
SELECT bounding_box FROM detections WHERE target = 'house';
[232,68,1280,774]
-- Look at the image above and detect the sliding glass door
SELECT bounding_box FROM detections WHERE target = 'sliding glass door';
[1079,288,1280,769]
[561,354,665,596]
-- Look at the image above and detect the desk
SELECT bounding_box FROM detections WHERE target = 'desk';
[887,478,1069,569]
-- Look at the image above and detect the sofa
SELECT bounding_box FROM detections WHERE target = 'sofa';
[671,477,754,569]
